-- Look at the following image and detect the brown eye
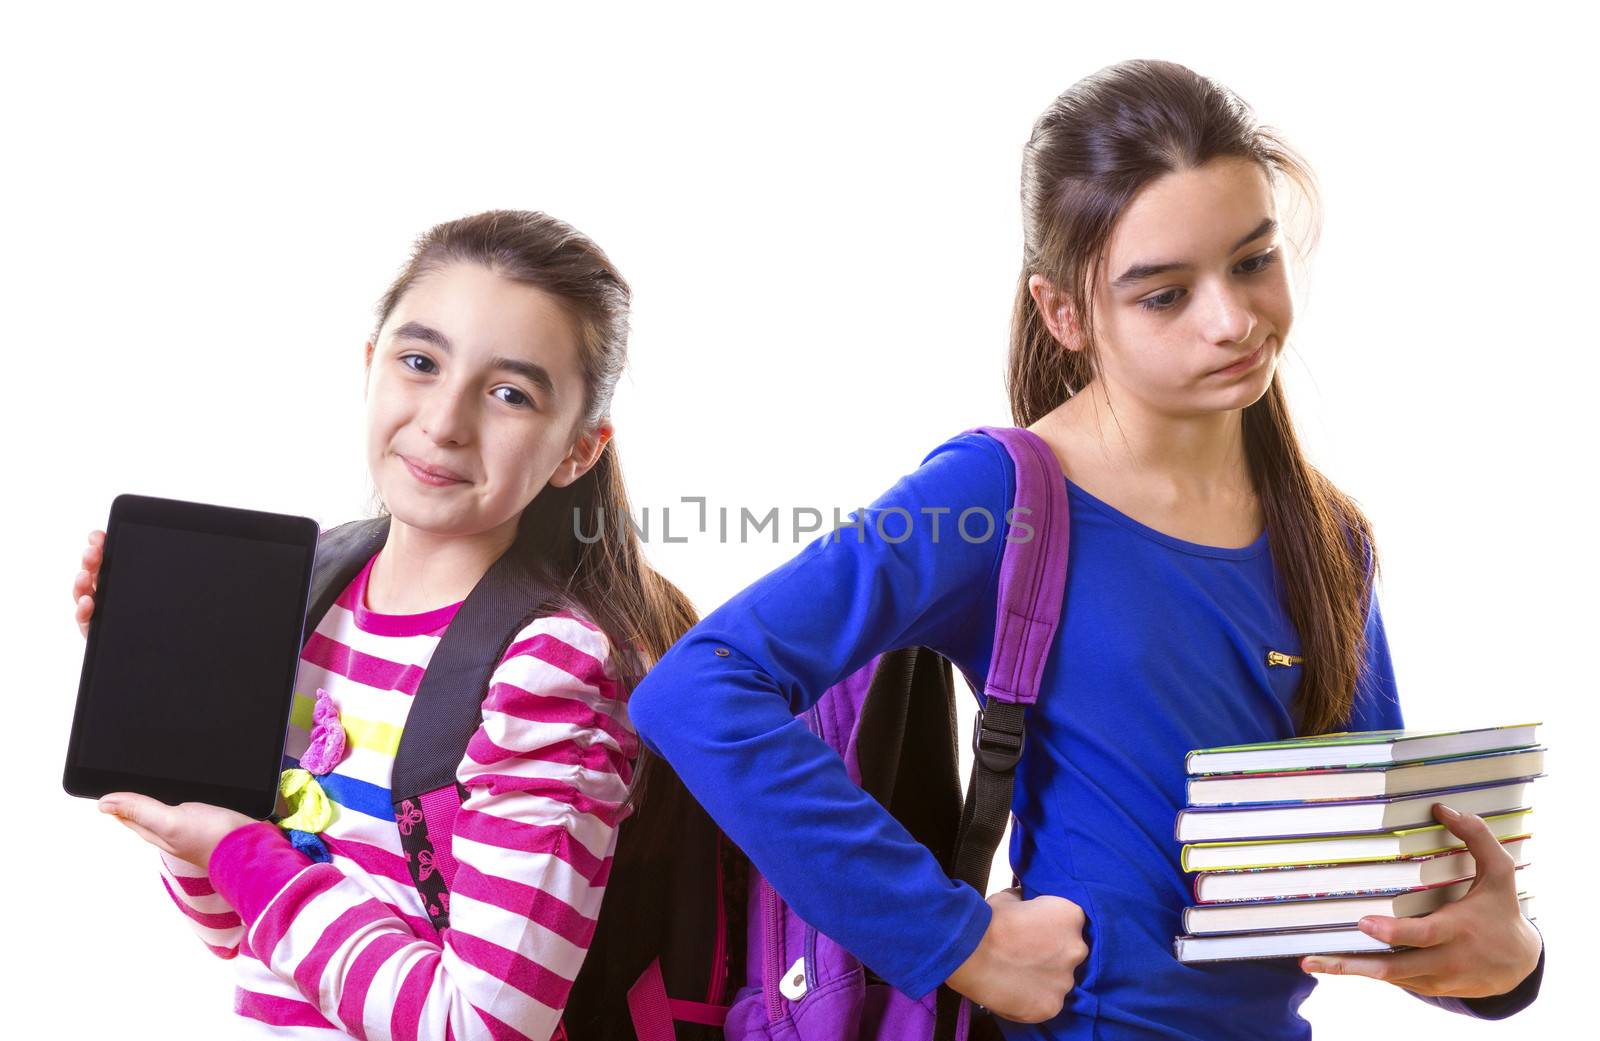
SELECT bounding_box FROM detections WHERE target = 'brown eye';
[1237,250,1279,275]
[1139,288,1185,313]
[400,353,438,374]
[494,386,532,408]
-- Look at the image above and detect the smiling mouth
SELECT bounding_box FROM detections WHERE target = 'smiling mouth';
[1211,341,1270,376]
[400,455,468,484]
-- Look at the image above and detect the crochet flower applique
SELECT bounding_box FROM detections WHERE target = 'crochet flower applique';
[276,768,334,863]
[300,686,348,776]
[273,688,347,864]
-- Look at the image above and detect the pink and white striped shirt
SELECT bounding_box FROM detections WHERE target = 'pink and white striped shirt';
[157,552,637,1040]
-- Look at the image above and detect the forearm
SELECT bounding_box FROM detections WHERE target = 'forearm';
[633,633,992,998]
[630,432,1015,997]
[156,850,244,958]
[206,615,633,1041]
[210,821,584,1041]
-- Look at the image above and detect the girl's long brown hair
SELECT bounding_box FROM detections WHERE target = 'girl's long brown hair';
[371,213,727,1031]
[1009,61,1375,734]
[371,208,698,787]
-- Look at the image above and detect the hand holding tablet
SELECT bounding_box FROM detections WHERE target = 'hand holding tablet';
[63,494,320,818]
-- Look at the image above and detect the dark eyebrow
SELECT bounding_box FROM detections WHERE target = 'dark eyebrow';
[391,320,451,351]
[391,320,556,399]
[1110,217,1278,289]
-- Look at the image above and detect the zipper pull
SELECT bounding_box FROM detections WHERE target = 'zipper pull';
[780,958,808,1001]
[1266,650,1304,668]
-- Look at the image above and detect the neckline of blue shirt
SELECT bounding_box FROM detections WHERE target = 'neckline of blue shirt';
[1062,476,1269,561]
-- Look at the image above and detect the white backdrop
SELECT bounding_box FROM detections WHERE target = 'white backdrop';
[4,2,1592,1037]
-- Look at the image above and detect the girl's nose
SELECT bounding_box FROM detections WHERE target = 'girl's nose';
[418,382,475,445]
[1203,281,1256,348]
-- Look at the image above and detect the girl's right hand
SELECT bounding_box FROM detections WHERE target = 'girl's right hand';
[945,886,1088,1023]
[72,529,105,638]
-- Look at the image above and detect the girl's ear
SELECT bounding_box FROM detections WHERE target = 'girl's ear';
[549,420,614,489]
[1027,274,1082,351]
[362,340,375,399]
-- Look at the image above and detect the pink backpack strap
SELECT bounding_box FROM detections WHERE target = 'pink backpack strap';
[628,957,731,1041]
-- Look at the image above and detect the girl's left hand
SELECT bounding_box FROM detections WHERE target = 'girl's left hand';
[1301,803,1542,998]
[99,792,257,870]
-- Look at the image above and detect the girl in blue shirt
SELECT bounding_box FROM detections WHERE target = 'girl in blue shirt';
[627,59,1543,1040]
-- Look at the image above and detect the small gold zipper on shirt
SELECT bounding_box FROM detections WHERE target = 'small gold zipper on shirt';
[1266,650,1304,667]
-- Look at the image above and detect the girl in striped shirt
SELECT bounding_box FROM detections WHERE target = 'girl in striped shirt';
[71,210,697,1040]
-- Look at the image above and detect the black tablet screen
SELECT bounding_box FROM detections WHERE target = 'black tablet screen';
[76,521,311,791]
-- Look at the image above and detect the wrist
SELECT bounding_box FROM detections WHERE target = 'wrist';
[947,926,993,993]
[945,897,1004,998]
[1505,918,1543,991]
[1465,918,1542,999]
[209,822,313,926]
[1456,931,1544,1020]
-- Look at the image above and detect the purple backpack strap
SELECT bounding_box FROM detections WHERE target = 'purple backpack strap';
[726,426,1071,1041]
[955,425,1069,871]
[938,426,1070,1041]
[970,426,1071,708]
[954,425,1069,844]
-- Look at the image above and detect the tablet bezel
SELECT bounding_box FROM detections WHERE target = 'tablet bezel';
[62,493,320,818]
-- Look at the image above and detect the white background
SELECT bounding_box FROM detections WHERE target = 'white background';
[4,2,1593,1037]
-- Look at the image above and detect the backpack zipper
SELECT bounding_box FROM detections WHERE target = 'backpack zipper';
[1266,650,1303,667]
[760,876,785,1022]
[794,712,824,997]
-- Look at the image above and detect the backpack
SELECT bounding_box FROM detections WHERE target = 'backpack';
[301,518,743,1041]
[301,423,1065,1041]
[711,425,1071,1041]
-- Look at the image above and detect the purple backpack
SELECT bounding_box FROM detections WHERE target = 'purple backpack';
[704,426,1071,1041]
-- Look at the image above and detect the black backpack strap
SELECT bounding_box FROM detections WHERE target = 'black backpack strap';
[935,698,1026,1041]
[301,518,560,931]
[390,544,558,931]
[391,547,555,799]
[949,700,1028,892]
[304,517,391,642]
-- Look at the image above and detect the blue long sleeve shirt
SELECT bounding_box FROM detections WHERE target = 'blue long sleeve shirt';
[629,431,1541,1039]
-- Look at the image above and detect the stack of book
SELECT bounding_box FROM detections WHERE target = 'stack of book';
[1172,723,1542,964]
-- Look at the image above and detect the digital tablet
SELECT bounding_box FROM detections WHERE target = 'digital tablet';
[63,494,320,817]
